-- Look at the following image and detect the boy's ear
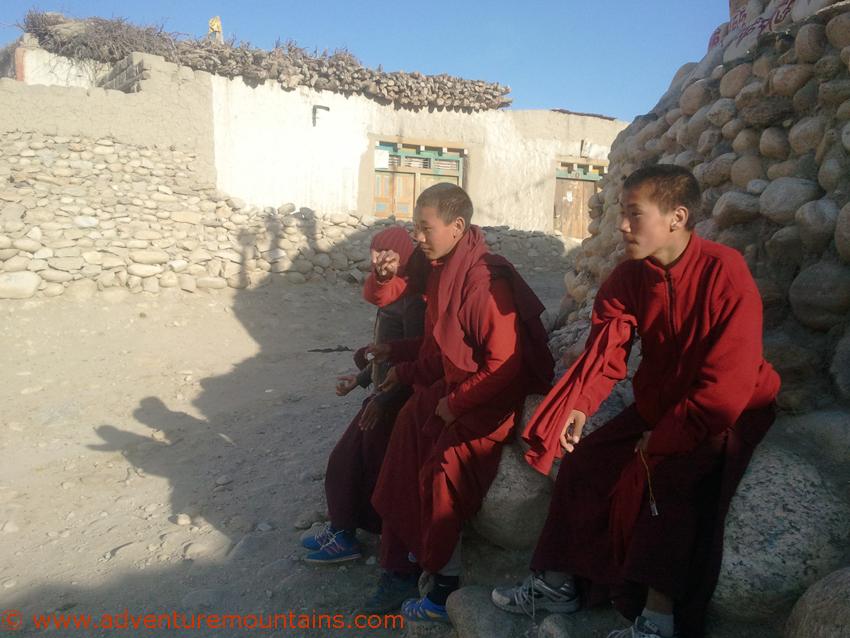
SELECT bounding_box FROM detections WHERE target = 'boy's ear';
[453,216,466,237]
[670,206,689,232]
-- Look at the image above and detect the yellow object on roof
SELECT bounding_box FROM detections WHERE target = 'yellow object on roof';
[208,16,222,34]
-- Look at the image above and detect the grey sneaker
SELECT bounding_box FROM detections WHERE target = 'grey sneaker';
[491,573,580,618]
[607,615,681,638]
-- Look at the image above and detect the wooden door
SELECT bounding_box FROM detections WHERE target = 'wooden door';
[375,171,415,219]
[554,178,596,239]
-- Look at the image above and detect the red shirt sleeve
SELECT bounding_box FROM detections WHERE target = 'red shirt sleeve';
[395,350,445,388]
[573,275,634,416]
[387,336,424,363]
[446,279,523,417]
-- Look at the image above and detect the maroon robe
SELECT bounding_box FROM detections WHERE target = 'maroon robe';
[323,227,424,533]
[525,233,780,638]
[371,226,554,575]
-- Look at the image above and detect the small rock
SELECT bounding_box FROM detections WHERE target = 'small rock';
[2,521,20,533]
[0,271,41,299]
[176,514,192,526]
[256,522,273,532]
[215,475,232,486]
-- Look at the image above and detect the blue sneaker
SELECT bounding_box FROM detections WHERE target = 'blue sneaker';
[363,571,420,613]
[401,595,450,622]
[304,531,362,564]
[301,523,334,551]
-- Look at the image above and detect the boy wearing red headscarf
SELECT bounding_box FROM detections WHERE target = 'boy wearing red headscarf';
[491,165,780,638]
[301,227,425,565]
[366,183,555,621]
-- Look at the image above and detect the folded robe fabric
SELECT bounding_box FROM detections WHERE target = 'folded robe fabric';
[522,315,636,475]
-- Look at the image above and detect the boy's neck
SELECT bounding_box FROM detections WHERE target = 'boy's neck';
[651,230,693,269]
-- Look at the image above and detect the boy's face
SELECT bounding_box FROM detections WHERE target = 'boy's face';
[619,186,688,265]
[413,205,464,261]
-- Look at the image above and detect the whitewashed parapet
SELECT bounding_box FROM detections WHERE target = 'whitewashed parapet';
[0,131,574,301]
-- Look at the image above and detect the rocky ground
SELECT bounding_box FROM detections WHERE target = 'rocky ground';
[0,266,567,637]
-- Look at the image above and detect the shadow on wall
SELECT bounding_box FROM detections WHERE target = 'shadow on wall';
[2,208,579,635]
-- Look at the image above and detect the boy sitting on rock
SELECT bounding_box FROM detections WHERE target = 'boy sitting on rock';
[491,165,780,638]
[301,227,425,564]
[367,182,555,622]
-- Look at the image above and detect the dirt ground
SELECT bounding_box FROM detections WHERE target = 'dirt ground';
[0,264,794,638]
[0,266,565,637]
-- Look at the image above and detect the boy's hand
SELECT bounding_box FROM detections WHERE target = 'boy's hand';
[359,399,384,431]
[371,249,400,280]
[336,375,358,396]
[366,343,391,363]
[559,409,587,453]
[635,431,652,453]
[379,367,400,392]
[435,397,456,426]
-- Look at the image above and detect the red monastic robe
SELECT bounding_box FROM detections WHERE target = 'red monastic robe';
[370,227,554,575]
[324,228,424,533]
[525,233,780,638]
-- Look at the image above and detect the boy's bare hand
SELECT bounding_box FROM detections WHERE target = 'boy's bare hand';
[379,367,400,392]
[365,343,391,363]
[371,249,400,280]
[635,431,652,453]
[336,375,358,396]
[435,397,456,426]
[559,409,587,453]
[359,399,384,431]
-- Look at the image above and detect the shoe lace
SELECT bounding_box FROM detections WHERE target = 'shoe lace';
[514,574,539,619]
[319,530,347,554]
[606,627,637,638]
[314,523,333,546]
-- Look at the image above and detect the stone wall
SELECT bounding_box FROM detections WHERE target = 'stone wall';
[553,0,850,411]
[0,131,576,301]
[0,57,216,182]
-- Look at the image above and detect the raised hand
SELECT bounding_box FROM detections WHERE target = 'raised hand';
[371,249,400,280]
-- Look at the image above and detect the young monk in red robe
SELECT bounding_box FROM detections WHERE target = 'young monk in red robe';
[491,165,780,638]
[301,227,425,564]
[366,182,555,621]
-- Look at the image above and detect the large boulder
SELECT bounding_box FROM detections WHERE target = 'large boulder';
[712,445,850,622]
[831,329,850,401]
[446,587,524,638]
[789,261,850,330]
[784,567,850,638]
[795,198,839,254]
[774,409,850,466]
[760,178,822,225]
[836,202,850,262]
[473,439,553,550]
[713,191,761,228]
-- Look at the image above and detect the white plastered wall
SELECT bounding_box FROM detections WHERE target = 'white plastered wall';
[211,76,628,231]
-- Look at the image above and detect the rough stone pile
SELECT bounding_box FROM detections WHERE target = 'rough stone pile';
[0,131,572,301]
[18,11,512,110]
[554,2,850,411]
